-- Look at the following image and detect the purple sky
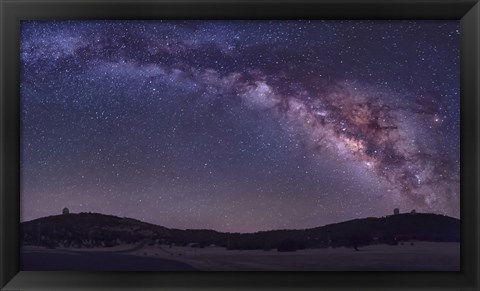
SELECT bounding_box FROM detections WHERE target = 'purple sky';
[20,20,460,233]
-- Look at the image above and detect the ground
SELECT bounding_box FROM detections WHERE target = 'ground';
[21,241,460,271]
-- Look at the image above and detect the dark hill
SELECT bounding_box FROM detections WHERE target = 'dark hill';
[21,212,459,251]
[21,213,173,248]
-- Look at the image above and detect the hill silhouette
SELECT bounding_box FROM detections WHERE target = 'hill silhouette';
[21,212,459,251]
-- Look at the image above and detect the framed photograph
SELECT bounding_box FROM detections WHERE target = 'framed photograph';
[1,0,479,290]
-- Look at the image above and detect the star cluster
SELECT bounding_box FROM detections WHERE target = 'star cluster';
[20,20,460,232]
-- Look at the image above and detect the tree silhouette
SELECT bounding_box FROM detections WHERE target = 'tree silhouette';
[346,232,370,251]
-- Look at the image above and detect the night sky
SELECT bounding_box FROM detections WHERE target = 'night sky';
[20,20,460,233]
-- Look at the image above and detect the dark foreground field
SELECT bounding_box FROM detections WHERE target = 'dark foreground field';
[21,241,459,271]
[21,249,197,271]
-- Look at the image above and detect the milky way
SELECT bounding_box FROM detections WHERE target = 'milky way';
[20,20,460,232]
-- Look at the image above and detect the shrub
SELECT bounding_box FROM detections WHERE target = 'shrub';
[277,239,297,252]
[346,233,371,251]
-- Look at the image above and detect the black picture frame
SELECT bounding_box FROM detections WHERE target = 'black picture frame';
[1,0,479,290]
